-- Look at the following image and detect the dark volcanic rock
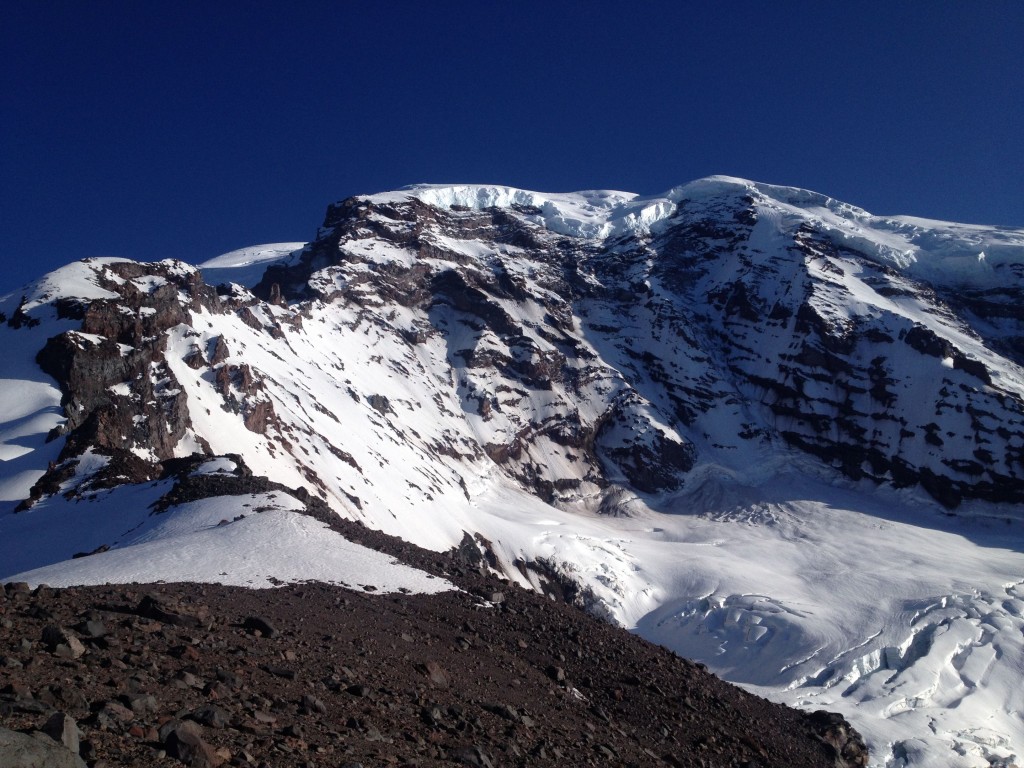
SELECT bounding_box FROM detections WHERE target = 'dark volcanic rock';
[0,578,867,768]
[40,625,85,659]
[242,615,278,638]
[135,594,204,627]
[22,261,222,510]
[41,712,80,755]
[163,720,223,767]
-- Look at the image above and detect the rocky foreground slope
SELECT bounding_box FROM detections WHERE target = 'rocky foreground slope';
[0,546,867,768]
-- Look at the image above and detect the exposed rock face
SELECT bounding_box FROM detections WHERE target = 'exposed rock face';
[19,261,217,508]
[36,261,219,455]
[249,182,1024,509]
[252,194,707,505]
[8,180,1024,520]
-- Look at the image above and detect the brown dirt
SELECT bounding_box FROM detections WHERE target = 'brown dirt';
[1,575,866,768]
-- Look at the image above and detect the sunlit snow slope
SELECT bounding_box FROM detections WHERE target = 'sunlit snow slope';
[1,176,1023,767]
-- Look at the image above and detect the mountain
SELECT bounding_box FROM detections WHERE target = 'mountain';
[1,176,1023,767]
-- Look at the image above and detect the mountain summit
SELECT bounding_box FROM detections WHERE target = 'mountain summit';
[2,177,1023,767]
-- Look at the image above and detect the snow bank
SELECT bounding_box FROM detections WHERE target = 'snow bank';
[3,491,454,594]
[199,242,306,288]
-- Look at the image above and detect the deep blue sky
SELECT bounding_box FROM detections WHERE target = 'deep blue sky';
[3,2,1023,291]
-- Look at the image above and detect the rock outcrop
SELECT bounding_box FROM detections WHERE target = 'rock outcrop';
[9,181,1024,520]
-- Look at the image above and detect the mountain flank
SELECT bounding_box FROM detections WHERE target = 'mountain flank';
[3,176,1024,767]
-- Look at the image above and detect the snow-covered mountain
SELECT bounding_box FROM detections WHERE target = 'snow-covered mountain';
[2,176,1023,767]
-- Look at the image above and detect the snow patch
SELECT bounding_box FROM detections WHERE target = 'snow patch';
[3,492,454,594]
[199,243,306,288]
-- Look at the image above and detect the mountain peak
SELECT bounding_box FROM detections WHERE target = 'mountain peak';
[3,177,1024,766]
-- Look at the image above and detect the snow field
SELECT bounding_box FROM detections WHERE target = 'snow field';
[3,488,454,594]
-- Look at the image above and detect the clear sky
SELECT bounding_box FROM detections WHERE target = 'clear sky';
[3,1,1023,291]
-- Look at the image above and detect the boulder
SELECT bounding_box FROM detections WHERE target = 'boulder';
[0,726,87,768]
[189,705,231,729]
[40,626,85,659]
[41,712,80,755]
[135,594,202,627]
[242,616,278,638]
[163,720,223,768]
